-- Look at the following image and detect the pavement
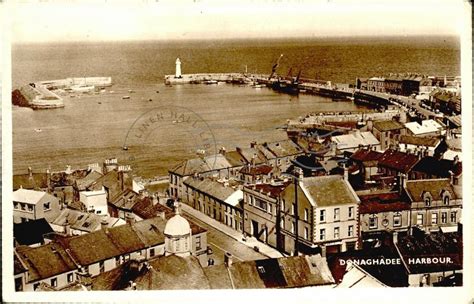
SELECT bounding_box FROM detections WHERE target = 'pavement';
[179,203,284,259]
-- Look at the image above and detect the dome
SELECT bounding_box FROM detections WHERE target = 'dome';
[164,214,191,237]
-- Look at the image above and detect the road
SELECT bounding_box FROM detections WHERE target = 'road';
[182,211,267,266]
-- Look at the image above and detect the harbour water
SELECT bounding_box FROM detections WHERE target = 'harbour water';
[12,36,460,177]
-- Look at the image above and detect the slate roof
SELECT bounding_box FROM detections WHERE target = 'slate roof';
[404,178,461,202]
[109,188,139,210]
[351,149,383,163]
[331,131,380,150]
[204,254,334,289]
[263,139,303,158]
[335,262,387,287]
[358,192,410,214]
[14,251,28,275]
[184,177,239,203]
[169,158,211,176]
[13,173,48,190]
[373,120,405,132]
[88,170,132,201]
[14,218,54,246]
[300,175,359,207]
[378,149,419,173]
[244,181,291,198]
[223,150,248,167]
[396,230,462,274]
[52,209,124,233]
[131,197,171,220]
[237,147,267,164]
[92,255,210,290]
[16,243,77,282]
[399,135,440,147]
[75,171,103,191]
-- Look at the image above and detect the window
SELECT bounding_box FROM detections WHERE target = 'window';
[33,283,40,290]
[334,208,340,221]
[369,215,377,229]
[450,211,457,223]
[14,202,19,210]
[320,228,326,241]
[269,204,273,214]
[348,225,354,237]
[393,213,402,227]
[150,248,156,257]
[255,199,268,211]
[417,214,424,225]
[304,208,309,221]
[348,207,354,219]
[51,278,57,287]
[441,212,448,224]
[334,227,340,239]
[280,218,285,229]
[291,222,295,234]
[443,196,449,205]
[319,210,326,222]
[250,196,254,206]
[281,199,285,211]
[424,197,431,207]
[304,227,309,240]
[196,236,202,251]
[99,261,105,273]
[27,204,34,212]
[115,256,121,266]
[291,203,296,215]
[67,273,74,283]
[21,203,26,211]
[44,202,51,211]
[431,213,438,224]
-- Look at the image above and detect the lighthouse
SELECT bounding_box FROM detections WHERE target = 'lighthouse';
[175,58,182,78]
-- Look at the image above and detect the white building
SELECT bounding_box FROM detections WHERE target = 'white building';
[79,187,108,215]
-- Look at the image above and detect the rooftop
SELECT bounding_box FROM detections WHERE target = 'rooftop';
[331,131,380,150]
[184,177,241,206]
[239,164,273,176]
[412,156,462,178]
[350,148,383,163]
[404,178,461,202]
[300,175,359,207]
[358,192,410,214]
[13,188,51,204]
[373,120,405,132]
[405,120,444,136]
[244,181,292,198]
[398,135,440,147]
[378,149,419,173]
[263,139,303,158]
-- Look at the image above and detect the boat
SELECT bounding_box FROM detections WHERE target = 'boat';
[34,128,42,133]
[122,145,129,151]
[156,90,160,93]
[122,96,130,100]
[204,80,218,85]
[128,89,135,93]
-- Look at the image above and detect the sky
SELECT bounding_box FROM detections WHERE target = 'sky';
[6,0,468,43]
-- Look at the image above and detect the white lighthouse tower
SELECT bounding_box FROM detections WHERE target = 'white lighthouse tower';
[175,58,182,78]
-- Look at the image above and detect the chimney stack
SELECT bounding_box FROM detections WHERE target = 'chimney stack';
[398,173,407,194]
[64,219,71,236]
[28,167,33,178]
[101,217,109,233]
[76,267,92,291]
[125,212,135,225]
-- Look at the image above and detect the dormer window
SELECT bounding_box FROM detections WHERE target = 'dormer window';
[422,192,432,207]
[443,196,449,205]
[424,197,431,207]
[441,190,451,205]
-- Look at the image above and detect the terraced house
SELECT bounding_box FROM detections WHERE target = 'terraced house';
[13,214,207,291]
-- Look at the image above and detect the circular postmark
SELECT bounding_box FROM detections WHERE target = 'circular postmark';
[121,105,217,178]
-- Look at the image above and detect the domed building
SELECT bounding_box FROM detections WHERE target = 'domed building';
[164,204,192,257]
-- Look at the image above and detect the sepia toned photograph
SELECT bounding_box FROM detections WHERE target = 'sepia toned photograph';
[2,0,472,302]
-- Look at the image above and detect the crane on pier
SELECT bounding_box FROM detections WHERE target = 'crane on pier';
[268,54,284,80]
